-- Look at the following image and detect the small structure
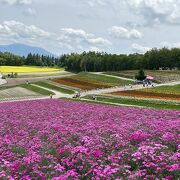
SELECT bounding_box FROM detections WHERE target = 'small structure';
[146,75,154,81]
[144,75,154,86]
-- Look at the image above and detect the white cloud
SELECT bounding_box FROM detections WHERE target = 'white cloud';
[160,42,180,48]
[0,21,111,54]
[59,28,93,40]
[58,28,111,52]
[0,20,56,53]
[87,37,111,46]
[109,26,143,39]
[23,8,37,16]
[77,0,107,7]
[89,46,101,52]
[130,43,151,53]
[87,0,107,7]
[125,0,180,25]
[1,0,32,5]
[0,20,51,39]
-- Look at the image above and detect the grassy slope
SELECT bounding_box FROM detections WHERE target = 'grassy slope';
[34,82,74,94]
[154,85,180,91]
[104,70,180,83]
[76,72,133,85]
[21,84,55,96]
[83,95,180,110]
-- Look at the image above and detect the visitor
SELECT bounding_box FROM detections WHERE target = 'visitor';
[92,95,97,101]
[50,94,52,99]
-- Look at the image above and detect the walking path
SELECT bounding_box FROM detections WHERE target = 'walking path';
[79,98,145,108]
[31,84,73,99]
[80,84,155,96]
[90,72,135,81]
[156,81,180,86]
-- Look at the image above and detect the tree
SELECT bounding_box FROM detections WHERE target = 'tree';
[135,70,146,81]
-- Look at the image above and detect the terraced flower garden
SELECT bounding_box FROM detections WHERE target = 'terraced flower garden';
[109,85,180,101]
[0,99,179,179]
[104,70,180,83]
[53,72,132,90]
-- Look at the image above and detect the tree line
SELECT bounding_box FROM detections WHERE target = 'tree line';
[0,52,62,67]
[62,48,180,72]
[0,47,180,71]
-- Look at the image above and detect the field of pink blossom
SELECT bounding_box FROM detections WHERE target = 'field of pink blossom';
[0,99,179,179]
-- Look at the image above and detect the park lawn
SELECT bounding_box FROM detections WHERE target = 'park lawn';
[34,81,75,94]
[0,66,63,73]
[83,95,180,110]
[21,84,55,96]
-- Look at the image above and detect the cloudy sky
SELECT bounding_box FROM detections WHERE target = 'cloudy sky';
[1,0,180,55]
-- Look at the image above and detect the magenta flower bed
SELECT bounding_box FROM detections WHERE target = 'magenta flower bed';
[0,99,179,179]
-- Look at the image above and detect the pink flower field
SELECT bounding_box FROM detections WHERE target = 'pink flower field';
[0,99,179,179]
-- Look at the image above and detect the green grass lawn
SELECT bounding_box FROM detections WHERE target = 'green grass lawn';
[103,72,134,79]
[21,84,55,96]
[83,95,180,110]
[77,72,133,85]
[34,81,75,94]
[154,85,180,92]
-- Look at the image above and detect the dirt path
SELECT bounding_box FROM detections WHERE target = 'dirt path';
[156,81,180,86]
[31,84,73,99]
[91,72,135,82]
[80,81,180,96]
[80,85,139,96]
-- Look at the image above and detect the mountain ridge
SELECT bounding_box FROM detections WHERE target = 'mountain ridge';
[0,43,55,57]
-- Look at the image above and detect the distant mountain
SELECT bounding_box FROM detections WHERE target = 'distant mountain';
[0,43,55,57]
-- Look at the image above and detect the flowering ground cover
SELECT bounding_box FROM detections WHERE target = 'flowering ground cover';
[0,99,180,179]
[110,89,180,101]
[0,66,62,73]
[53,77,109,90]
[53,72,132,90]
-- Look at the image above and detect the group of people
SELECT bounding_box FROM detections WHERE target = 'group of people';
[73,91,81,99]
[143,79,155,87]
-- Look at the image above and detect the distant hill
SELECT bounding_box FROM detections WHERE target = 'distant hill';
[0,43,55,57]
